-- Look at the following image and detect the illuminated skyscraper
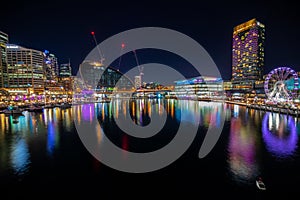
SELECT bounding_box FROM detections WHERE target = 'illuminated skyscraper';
[6,44,45,93]
[0,31,8,88]
[44,50,59,80]
[232,18,265,90]
[59,62,72,77]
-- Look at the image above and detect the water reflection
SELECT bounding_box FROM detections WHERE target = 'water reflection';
[227,106,261,185]
[81,104,94,122]
[10,137,30,175]
[47,121,58,156]
[97,99,168,127]
[1,100,300,190]
[0,108,66,176]
[174,100,224,128]
[43,109,61,156]
[262,112,298,158]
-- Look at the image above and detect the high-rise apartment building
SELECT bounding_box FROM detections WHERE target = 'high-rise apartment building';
[0,31,8,88]
[232,18,265,91]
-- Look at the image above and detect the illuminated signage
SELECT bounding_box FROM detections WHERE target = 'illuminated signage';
[8,90,27,93]
[6,45,19,48]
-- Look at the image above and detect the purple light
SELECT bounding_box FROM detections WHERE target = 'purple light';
[82,104,95,121]
[227,117,259,182]
[262,113,298,158]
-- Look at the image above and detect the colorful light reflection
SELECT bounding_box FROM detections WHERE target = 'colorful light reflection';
[81,104,95,122]
[227,115,260,184]
[262,113,298,158]
[10,138,31,175]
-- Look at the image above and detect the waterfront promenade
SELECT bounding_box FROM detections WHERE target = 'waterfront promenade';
[1,96,300,119]
[224,100,300,117]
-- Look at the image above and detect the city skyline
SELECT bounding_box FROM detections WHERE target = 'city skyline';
[2,1,300,197]
[1,0,300,81]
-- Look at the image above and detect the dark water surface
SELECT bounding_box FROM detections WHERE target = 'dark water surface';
[1,99,299,199]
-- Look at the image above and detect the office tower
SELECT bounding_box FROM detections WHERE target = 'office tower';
[44,50,59,80]
[6,44,45,94]
[59,62,72,77]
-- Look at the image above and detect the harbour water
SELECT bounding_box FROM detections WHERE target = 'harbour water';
[0,99,299,199]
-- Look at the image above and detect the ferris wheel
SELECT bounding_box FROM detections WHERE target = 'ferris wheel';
[264,67,299,102]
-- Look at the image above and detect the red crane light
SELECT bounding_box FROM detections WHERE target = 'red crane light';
[121,43,125,48]
[91,31,95,35]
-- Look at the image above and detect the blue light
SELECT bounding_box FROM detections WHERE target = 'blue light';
[47,122,55,156]
[11,138,31,175]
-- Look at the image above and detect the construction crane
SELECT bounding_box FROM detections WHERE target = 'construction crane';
[118,43,144,84]
[91,31,105,65]
[118,43,125,71]
[133,49,144,83]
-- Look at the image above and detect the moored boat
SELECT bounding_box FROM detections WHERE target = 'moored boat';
[256,177,266,190]
[3,106,24,115]
[60,102,72,109]
[27,105,44,112]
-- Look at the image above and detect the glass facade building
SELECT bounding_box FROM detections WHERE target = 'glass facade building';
[0,31,8,88]
[171,76,224,100]
[6,44,45,94]
[59,62,72,77]
[232,18,265,91]
[44,50,58,80]
[78,61,134,92]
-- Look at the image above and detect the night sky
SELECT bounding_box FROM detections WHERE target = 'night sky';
[1,0,300,81]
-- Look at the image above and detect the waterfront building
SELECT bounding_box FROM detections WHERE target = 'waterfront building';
[78,60,134,93]
[232,18,265,91]
[6,44,45,94]
[44,79,65,103]
[0,31,8,88]
[223,80,233,100]
[44,78,73,103]
[59,62,72,77]
[254,80,266,99]
[223,81,232,91]
[171,76,224,100]
[134,75,142,89]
